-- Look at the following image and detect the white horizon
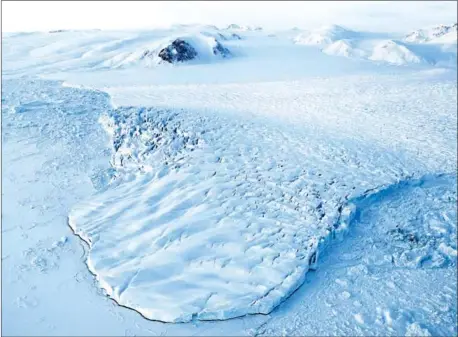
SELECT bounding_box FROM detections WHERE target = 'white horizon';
[2,1,457,33]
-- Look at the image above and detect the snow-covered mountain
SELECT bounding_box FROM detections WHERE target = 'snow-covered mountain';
[293,25,426,66]
[93,34,232,68]
[225,24,262,31]
[202,30,243,41]
[3,23,455,75]
[405,23,457,43]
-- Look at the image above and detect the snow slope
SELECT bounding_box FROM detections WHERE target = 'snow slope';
[2,24,457,334]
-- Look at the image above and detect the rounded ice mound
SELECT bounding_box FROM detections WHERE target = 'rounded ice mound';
[369,40,423,65]
[322,39,366,58]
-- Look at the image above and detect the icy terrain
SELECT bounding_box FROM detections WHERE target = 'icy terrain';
[255,173,458,336]
[293,23,457,66]
[2,24,457,335]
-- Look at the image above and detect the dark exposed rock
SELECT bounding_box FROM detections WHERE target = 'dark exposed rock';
[142,37,232,64]
[217,33,228,41]
[214,32,242,41]
[158,39,198,63]
[213,41,231,58]
[140,49,155,60]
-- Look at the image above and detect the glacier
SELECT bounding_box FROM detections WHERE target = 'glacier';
[2,22,457,335]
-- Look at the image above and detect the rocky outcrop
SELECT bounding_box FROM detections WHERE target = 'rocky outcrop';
[158,39,198,63]
[405,23,457,43]
[156,37,231,64]
[213,40,231,57]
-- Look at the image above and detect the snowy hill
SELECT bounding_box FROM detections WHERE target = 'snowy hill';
[369,40,424,65]
[322,39,366,58]
[292,26,438,66]
[103,34,231,68]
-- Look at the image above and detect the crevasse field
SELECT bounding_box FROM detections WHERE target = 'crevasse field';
[2,23,457,336]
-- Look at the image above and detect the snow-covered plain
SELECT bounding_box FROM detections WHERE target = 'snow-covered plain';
[2,23,457,335]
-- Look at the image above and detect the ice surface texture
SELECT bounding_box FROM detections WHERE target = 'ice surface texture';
[3,24,455,326]
[69,93,454,322]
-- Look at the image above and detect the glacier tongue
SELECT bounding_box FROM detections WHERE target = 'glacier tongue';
[70,103,425,322]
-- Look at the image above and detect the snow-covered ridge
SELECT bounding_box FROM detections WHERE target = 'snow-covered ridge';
[294,24,355,46]
[293,25,426,65]
[2,23,456,77]
[405,23,457,43]
[290,23,457,66]
[225,24,262,31]
[323,39,424,65]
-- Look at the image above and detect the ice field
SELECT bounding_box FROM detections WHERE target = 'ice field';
[2,23,457,335]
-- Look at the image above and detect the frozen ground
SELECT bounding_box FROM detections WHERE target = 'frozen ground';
[2,24,457,335]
